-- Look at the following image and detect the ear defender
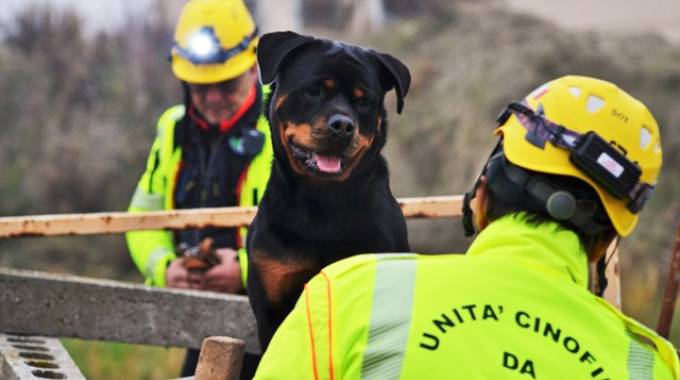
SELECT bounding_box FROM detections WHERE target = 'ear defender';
[481,147,609,236]
[546,191,576,221]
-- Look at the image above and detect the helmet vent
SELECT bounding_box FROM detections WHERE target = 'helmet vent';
[586,95,605,113]
[640,127,652,149]
[569,86,581,98]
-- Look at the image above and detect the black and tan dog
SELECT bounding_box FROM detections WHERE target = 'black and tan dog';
[247,31,411,349]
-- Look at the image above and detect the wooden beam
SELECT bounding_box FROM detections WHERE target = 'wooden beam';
[0,268,260,353]
[400,195,463,219]
[0,195,464,238]
[0,207,257,238]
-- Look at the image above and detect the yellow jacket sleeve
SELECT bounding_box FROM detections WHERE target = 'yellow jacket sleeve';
[125,110,180,287]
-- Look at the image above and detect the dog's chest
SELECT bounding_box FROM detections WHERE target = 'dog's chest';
[260,202,399,258]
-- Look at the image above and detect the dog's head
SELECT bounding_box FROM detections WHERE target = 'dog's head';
[258,31,410,182]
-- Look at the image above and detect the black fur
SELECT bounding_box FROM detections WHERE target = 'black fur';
[247,31,411,350]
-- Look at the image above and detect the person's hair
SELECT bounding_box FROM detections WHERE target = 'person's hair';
[485,169,617,259]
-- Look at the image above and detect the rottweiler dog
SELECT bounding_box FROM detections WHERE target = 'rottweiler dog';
[247,31,411,349]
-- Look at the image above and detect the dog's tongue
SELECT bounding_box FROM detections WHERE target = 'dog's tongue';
[313,153,342,173]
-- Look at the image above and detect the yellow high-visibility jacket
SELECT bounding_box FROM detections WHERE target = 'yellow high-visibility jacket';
[255,214,680,379]
[126,87,272,287]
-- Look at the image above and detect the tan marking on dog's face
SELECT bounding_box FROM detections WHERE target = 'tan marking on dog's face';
[274,94,288,111]
[283,122,318,146]
[331,132,374,182]
[278,115,375,182]
[353,87,365,99]
[323,79,336,90]
[279,122,315,176]
[252,254,319,305]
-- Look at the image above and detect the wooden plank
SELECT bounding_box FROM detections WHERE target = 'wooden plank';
[400,195,463,219]
[0,206,258,238]
[0,268,260,353]
[0,195,464,238]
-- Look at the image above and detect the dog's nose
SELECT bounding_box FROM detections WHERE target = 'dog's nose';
[327,114,356,138]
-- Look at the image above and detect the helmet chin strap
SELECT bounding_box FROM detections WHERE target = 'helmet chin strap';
[595,236,619,297]
[462,191,477,237]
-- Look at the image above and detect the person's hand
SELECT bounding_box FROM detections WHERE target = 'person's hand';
[166,258,206,289]
[203,248,243,294]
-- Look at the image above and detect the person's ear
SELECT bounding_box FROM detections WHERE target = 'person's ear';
[473,176,491,231]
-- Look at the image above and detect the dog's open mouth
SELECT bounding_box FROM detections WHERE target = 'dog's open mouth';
[290,141,346,175]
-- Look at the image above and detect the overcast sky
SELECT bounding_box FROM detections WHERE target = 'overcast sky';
[507,0,680,42]
[0,0,182,36]
[2,0,145,27]
[2,0,679,41]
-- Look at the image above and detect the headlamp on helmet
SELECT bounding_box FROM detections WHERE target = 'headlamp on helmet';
[186,27,220,62]
[173,26,258,66]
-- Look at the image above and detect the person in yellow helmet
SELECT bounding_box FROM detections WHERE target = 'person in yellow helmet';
[125,0,271,377]
[254,76,679,379]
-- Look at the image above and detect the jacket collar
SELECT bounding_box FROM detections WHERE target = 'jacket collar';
[466,213,589,288]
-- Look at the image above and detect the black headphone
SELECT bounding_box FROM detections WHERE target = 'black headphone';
[462,148,609,237]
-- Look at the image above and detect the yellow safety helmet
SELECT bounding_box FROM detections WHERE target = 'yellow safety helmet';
[496,75,662,236]
[171,0,258,84]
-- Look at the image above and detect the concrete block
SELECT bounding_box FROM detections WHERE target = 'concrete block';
[0,268,259,353]
[0,333,84,380]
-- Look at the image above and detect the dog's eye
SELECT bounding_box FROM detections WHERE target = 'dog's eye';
[304,85,324,99]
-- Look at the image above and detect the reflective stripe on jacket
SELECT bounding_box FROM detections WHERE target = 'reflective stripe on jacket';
[126,86,272,287]
[255,215,680,379]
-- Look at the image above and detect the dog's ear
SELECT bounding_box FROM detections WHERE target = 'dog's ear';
[373,52,411,114]
[257,31,316,84]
